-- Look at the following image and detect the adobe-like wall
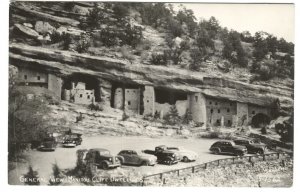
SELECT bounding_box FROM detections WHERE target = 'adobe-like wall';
[48,74,62,99]
[98,78,112,106]
[17,67,48,83]
[73,89,94,104]
[114,88,124,109]
[188,93,206,126]
[206,98,236,127]
[237,102,249,126]
[143,86,155,115]
[124,88,140,114]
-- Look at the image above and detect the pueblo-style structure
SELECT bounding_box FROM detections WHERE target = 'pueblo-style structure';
[10,43,293,128]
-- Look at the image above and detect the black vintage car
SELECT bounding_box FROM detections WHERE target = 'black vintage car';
[143,149,180,165]
[233,139,267,154]
[209,141,247,156]
[85,148,121,170]
[38,137,57,151]
[62,133,82,148]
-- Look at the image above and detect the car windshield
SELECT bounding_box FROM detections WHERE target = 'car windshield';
[65,134,78,139]
[43,138,54,142]
[99,150,110,155]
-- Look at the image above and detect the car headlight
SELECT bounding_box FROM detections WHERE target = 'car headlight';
[109,158,112,161]
[172,154,175,157]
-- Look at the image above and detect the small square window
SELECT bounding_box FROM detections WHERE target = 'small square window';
[37,76,40,80]
[227,109,230,113]
[87,95,90,99]
[195,96,198,102]
[218,109,220,113]
[80,94,83,98]
[210,109,213,113]
[209,101,212,105]
[228,120,231,125]
[128,101,131,105]
[147,100,149,103]
[252,111,256,115]
[24,75,27,80]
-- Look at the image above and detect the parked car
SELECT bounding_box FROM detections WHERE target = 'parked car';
[143,148,180,165]
[209,141,247,156]
[233,139,267,154]
[156,151,180,165]
[117,150,157,166]
[155,145,198,162]
[62,133,82,147]
[37,137,57,151]
[85,148,121,170]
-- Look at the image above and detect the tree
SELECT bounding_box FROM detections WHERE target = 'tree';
[85,3,105,29]
[253,31,270,61]
[199,16,221,39]
[223,31,248,67]
[164,105,180,125]
[175,7,197,36]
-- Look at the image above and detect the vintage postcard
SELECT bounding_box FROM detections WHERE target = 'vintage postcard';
[8,1,294,187]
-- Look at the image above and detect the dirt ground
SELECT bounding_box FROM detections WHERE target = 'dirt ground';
[9,135,234,185]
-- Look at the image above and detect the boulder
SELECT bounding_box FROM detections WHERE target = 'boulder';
[35,21,56,35]
[14,24,39,38]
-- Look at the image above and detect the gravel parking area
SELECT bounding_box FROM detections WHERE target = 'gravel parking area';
[9,135,246,185]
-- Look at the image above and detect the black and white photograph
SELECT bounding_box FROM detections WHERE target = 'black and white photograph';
[6,0,295,188]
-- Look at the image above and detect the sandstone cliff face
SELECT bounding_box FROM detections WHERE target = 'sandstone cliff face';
[9,43,293,115]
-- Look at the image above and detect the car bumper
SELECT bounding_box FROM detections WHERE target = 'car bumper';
[63,143,76,147]
[108,163,121,168]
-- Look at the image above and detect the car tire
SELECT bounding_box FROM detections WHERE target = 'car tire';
[235,151,244,157]
[256,149,264,155]
[213,148,220,155]
[183,156,189,162]
[141,161,149,166]
[101,162,109,170]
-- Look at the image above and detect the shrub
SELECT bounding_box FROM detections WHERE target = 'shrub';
[182,109,193,124]
[88,103,103,111]
[49,162,63,185]
[85,3,105,29]
[112,3,129,19]
[150,52,168,65]
[122,111,129,121]
[75,113,84,123]
[75,33,91,53]
[62,32,72,50]
[261,127,267,134]
[99,28,120,47]
[23,166,40,185]
[50,31,63,43]
[251,59,279,80]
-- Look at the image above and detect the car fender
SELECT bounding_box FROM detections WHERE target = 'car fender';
[116,155,125,163]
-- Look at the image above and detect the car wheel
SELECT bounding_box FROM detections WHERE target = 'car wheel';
[183,156,189,162]
[256,149,264,155]
[142,161,149,166]
[213,148,220,155]
[235,151,244,157]
[101,162,109,170]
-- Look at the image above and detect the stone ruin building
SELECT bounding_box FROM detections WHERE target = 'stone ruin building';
[14,66,272,128]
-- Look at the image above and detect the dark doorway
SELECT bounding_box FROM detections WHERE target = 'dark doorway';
[251,113,271,128]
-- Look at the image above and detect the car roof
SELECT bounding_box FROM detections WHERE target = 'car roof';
[120,149,137,152]
[89,148,109,152]
[156,145,167,148]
